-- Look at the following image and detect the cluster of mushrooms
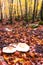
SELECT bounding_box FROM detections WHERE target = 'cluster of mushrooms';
[3,42,30,53]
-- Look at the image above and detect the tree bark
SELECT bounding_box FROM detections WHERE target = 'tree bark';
[9,0,13,24]
[19,0,23,18]
[32,0,37,22]
[0,0,2,22]
[25,0,28,22]
[40,0,43,21]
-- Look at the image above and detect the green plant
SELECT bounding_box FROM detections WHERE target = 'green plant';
[31,24,38,28]
[39,21,43,25]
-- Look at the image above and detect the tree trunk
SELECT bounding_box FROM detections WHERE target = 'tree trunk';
[32,0,37,22]
[28,0,32,20]
[25,0,28,22]
[0,0,2,22]
[19,0,23,18]
[17,0,19,16]
[35,0,39,19]
[40,0,43,21]
[9,0,13,24]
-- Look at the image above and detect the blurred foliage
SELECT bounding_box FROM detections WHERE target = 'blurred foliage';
[31,24,39,28]
[39,21,43,25]
[0,0,43,23]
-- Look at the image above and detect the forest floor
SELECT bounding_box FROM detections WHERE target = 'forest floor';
[0,21,43,65]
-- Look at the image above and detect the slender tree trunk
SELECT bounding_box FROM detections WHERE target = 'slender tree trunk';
[0,0,2,22]
[32,0,36,22]
[35,0,39,19]
[13,0,16,19]
[19,0,23,18]
[9,0,13,24]
[30,0,32,16]
[40,0,43,21]
[29,0,32,20]
[17,0,19,16]
[25,0,28,22]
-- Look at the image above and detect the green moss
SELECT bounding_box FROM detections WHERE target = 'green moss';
[39,21,43,25]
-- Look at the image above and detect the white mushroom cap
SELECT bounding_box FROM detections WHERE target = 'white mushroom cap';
[5,28,12,31]
[3,43,30,53]
[3,46,16,53]
[16,43,30,52]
